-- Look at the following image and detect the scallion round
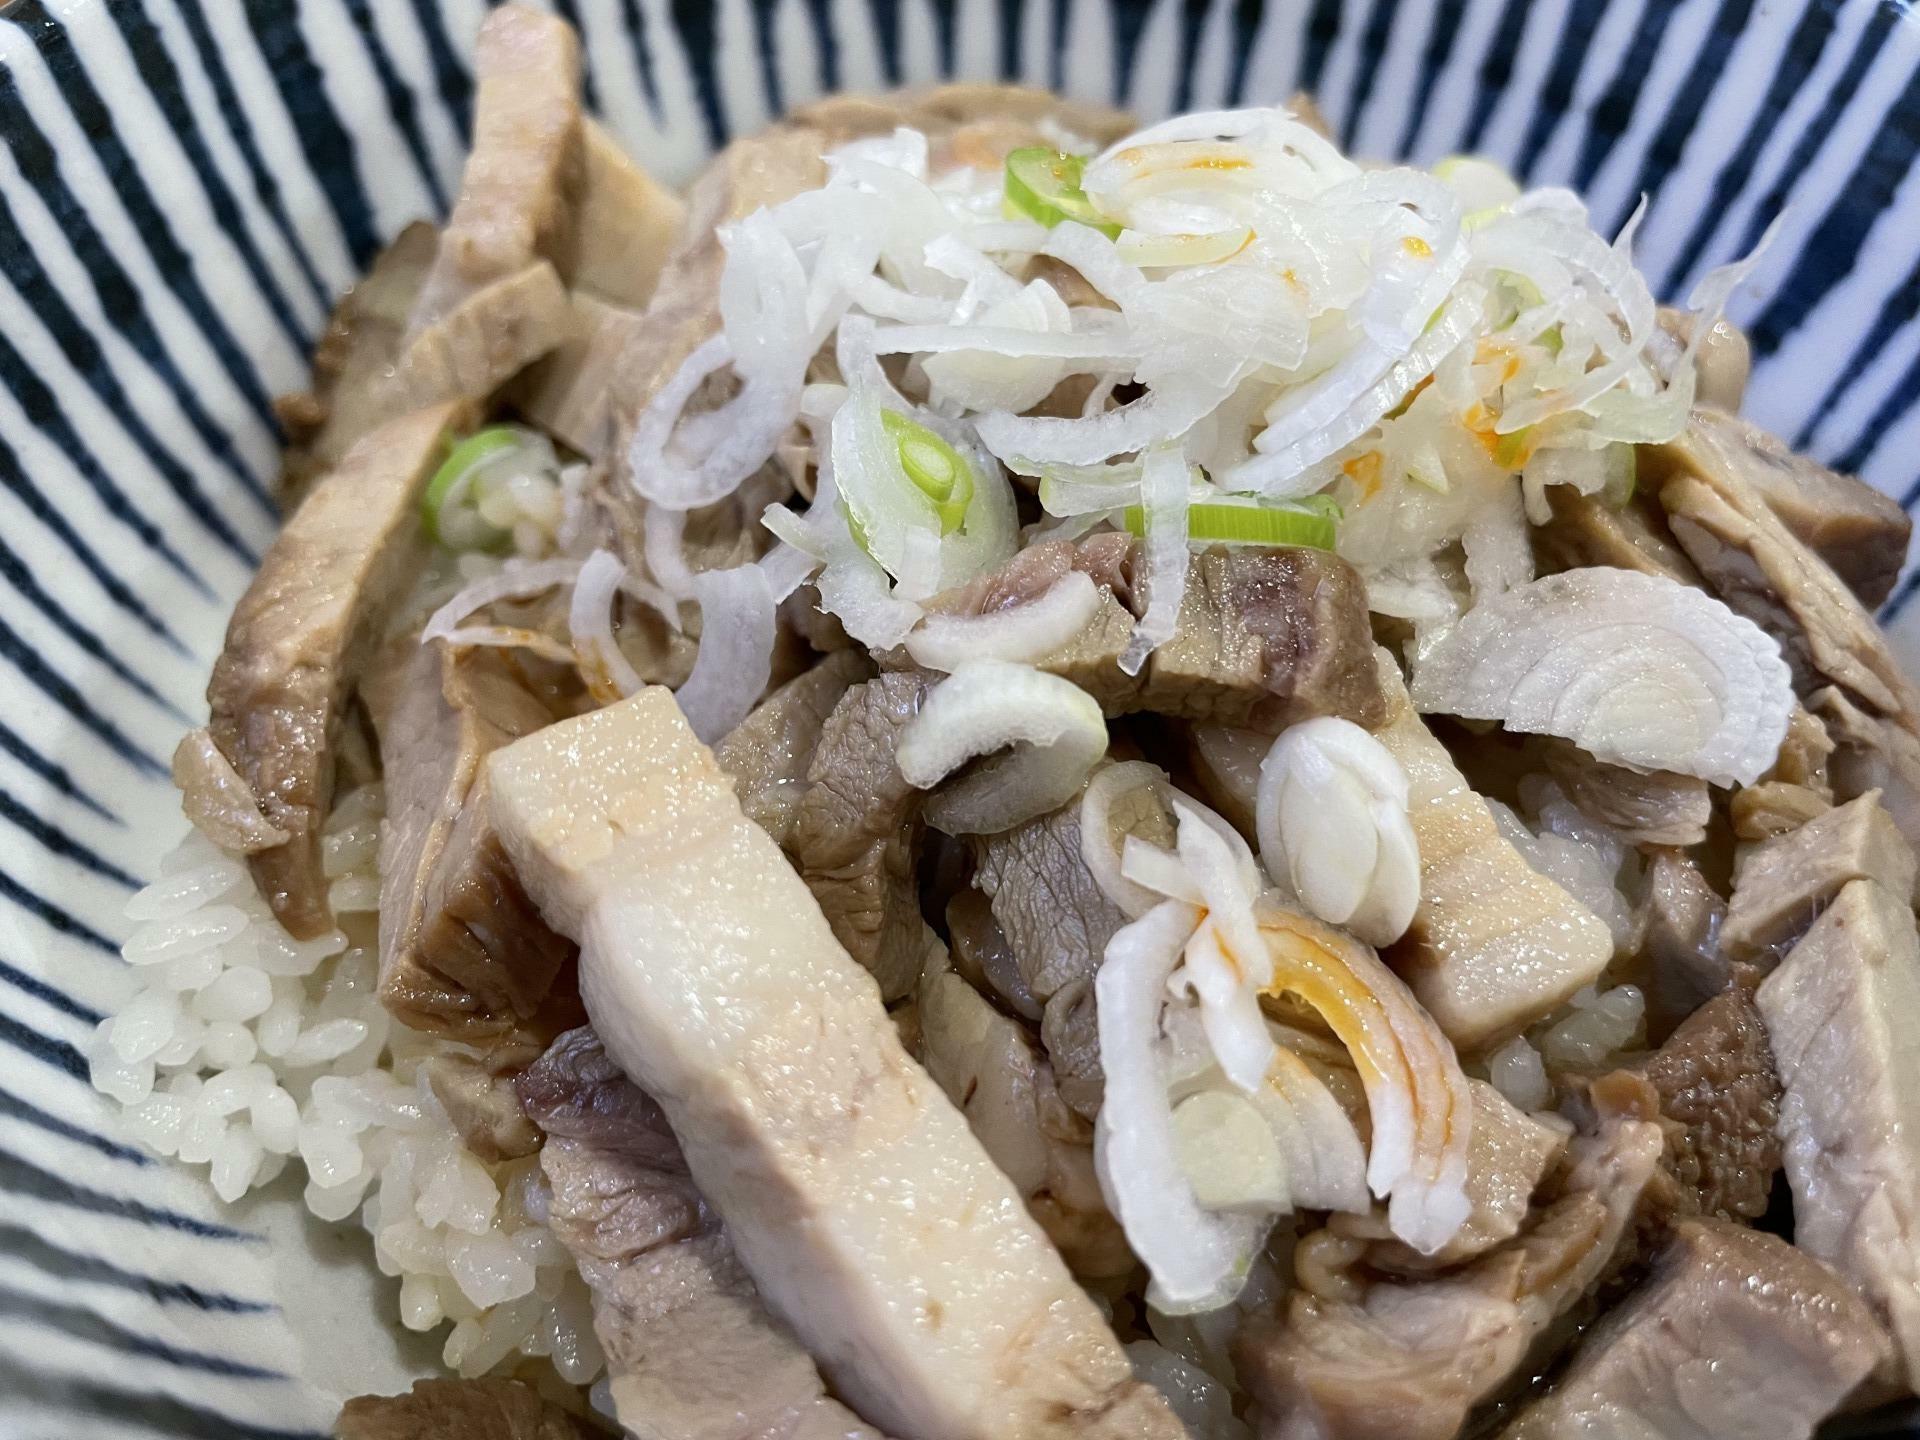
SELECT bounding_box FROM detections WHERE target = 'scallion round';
[423,427,521,552]
[1003,147,1119,237]
[881,409,975,533]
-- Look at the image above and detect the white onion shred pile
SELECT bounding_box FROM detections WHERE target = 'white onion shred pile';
[623,104,1741,673]
[1410,566,1795,787]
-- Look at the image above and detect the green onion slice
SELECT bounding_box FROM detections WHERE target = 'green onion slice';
[424,426,520,552]
[1122,494,1339,551]
[1003,148,1119,237]
[881,410,975,533]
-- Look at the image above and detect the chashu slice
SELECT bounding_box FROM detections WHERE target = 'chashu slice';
[373,640,576,1051]
[486,687,1184,1440]
[401,4,581,407]
[208,402,458,938]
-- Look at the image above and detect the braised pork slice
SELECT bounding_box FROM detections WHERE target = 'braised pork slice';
[1650,409,1920,755]
[1721,790,1916,964]
[1371,652,1612,1049]
[1233,1083,1663,1440]
[1533,488,1701,584]
[1501,1219,1886,1440]
[1757,878,1920,1390]
[1691,407,1910,609]
[1538,738,1710,846]
[517,1029,889,1440]
[487,689,1180,1440]
[785,672,936,1001]
[570,120,685,308]
[276,222,439,507]
[401,6,581,407]
[374,641,575,1046]
[336,1378,597,1440]
[506,123,685,458]
[408,5,580,332]
[1642,988,1780,1223]
[209,403,457,938]
[714,649,872,847]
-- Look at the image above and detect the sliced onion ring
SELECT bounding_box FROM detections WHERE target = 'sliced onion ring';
[904,572,1101,672]
[896,661,1108,834]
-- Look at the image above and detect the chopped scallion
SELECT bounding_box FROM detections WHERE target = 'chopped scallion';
[423,426,520,552]
[881,409,975,533]
[1123,495,1338,551]
[1003,147,1119,237]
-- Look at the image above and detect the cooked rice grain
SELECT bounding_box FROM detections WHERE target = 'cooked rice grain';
[93,790,603,1385]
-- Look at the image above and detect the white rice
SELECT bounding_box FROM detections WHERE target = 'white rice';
[91,788,604,1386]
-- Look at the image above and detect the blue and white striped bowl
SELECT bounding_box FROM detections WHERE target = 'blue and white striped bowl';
[2,0,1918,1434]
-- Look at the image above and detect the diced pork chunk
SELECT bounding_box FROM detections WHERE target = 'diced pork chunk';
[421,1054,540,1162]
[1813,685,1920,896]
[1757,878,1920,1389]
[1234,1087,1663,1440]
[1654,306,1752,412]
[208,403,458,938]
[785,672,936,1001]
[517,1029,888,1440]
[1138,545,1387,730]
[1639,851,1732,1039]
[1501,1219,1886,1440]
[1642,988,1780,1223]
[486,689,1180,1440]
[171,727,290,854]
[1538,738,1710,846]
[1721,791,1916,964]
[276,222,438,506]
[408,5,581,332]
[1371,653,1612,1049]
[714,648,872,848]
[912,539,1387,732]
[374,642,575,1046]
[1687,407,1909,609]
[336,1378,597,1440]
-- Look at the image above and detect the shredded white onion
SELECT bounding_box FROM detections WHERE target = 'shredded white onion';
[568,550,644,706]
[904,572,1101,672]
[1120,447,1193,675]
[673,563,778,744]
[1081,762,1177,919]
[1095,900,1271,1315]
[895,661,1108,834]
